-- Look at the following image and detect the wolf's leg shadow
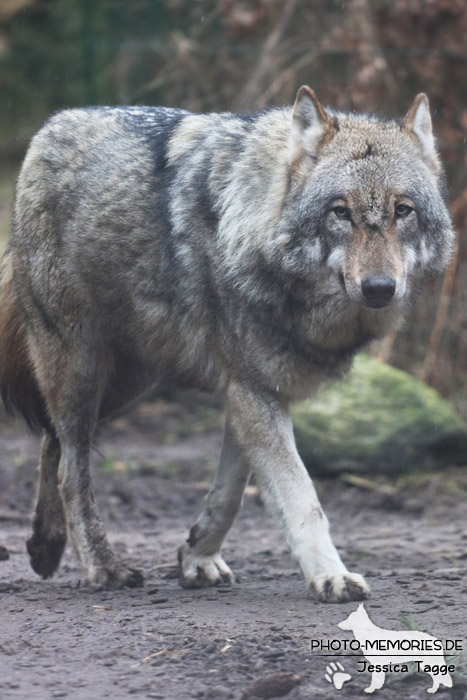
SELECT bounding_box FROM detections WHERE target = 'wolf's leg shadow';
[178,412,250,588]
[27,433,67,578]
[226,380,370,603]
[365,670,385,693]
[30,337,143,588]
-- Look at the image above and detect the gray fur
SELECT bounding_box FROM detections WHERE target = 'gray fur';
[0,89,454,600]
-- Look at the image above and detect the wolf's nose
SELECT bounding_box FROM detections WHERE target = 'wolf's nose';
[361,275,396,307]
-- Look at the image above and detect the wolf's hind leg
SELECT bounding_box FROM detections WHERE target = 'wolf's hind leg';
[178,414,250,588]
[57,413,143,588]
[32,339,143,588]
[27,433,67,578]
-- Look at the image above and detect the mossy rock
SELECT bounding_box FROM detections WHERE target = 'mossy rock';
[291,355,467,475]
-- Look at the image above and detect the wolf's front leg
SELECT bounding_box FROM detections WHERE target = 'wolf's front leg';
[178,414,250,588]
[227,381,369,603]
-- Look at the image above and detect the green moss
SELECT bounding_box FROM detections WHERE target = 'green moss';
[292,355,467,475]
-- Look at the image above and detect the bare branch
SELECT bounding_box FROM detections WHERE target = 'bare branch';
[234,0,300,110]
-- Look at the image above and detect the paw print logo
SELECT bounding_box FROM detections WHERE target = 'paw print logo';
[325,661,352,690]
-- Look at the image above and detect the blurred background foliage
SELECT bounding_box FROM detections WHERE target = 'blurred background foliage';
[0,0,465,416]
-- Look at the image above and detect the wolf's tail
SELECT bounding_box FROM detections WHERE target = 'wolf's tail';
[0,253,51,433]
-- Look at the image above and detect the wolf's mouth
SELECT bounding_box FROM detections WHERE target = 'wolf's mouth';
[361,298,393,309]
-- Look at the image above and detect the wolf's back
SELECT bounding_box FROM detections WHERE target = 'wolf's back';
[0,252,51,432]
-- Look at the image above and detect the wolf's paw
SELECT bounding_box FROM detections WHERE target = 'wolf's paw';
[27,527,67,579]
[308,572,370,603]
[89,560,144,589]
[178,544,235,588]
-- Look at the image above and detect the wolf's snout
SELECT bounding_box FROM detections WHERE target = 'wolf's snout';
[361,275,396,307]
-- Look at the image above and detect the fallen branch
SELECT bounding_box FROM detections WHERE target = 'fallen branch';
[339,473,397,496]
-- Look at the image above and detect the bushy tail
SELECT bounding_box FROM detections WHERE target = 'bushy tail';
[0,253,51,433]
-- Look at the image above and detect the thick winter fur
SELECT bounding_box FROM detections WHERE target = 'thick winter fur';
[0,88,454,600]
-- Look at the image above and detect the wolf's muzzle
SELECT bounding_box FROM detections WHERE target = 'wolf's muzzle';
[361,275,396,308]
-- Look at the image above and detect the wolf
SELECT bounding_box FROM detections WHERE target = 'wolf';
[0,87,454,602]
[338,604,454,693]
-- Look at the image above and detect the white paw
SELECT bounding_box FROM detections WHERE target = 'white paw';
[325,661,351,689]
[178,544,235,588]
[309,572,370,603]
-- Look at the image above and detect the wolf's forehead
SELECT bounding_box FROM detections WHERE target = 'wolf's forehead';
[322,120,418,180]
[345,167,394,215]
[329,115,407,155]
[318,150,419,201]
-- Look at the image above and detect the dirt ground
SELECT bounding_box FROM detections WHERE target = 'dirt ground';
[1,397,466,700]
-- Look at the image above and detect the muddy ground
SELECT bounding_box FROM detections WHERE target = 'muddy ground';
[1,396,466,700]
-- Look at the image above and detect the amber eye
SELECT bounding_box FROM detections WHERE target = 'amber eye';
[333,206,351,220]
[395,203,413,218]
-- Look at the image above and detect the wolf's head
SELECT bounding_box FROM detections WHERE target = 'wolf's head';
[280,87,455,316]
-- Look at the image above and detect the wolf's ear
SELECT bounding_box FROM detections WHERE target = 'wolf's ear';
[402,94,440,173]
[289,86,332,165]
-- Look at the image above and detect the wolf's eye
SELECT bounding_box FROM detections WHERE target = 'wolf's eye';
[395,203,413,218]
[333,206,350,220]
